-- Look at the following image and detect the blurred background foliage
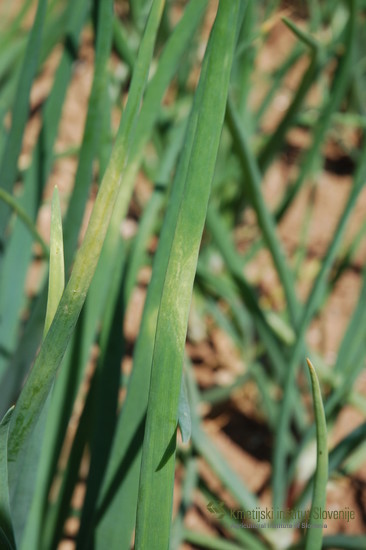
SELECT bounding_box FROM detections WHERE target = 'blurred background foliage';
[0,0,366,548]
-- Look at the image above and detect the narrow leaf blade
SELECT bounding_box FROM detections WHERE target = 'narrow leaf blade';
[305,358,328,550]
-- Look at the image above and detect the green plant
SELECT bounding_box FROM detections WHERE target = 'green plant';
[0,0,365,549]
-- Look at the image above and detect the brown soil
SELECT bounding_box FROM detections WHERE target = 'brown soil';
[4,0,366,548]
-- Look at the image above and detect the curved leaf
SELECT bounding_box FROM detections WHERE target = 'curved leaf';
[305,358,328,550]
